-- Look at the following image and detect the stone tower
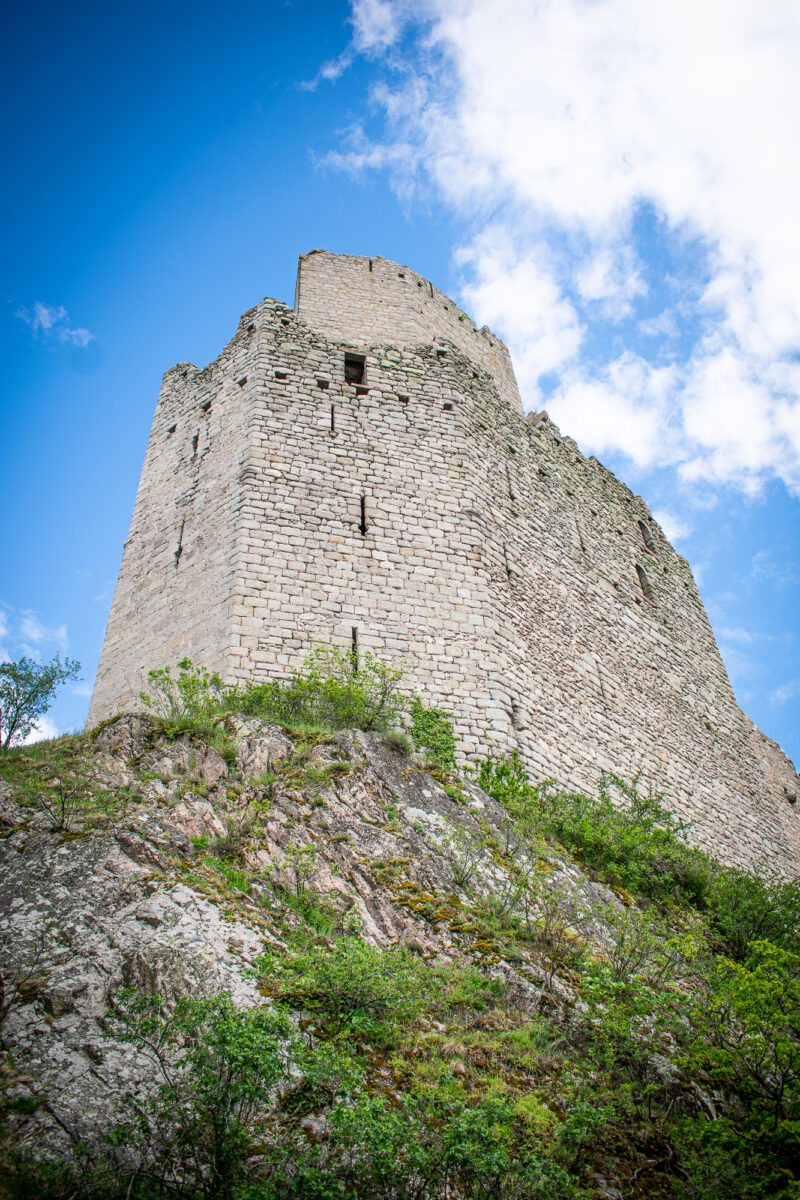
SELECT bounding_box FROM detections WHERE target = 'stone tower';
[89,251,800,875]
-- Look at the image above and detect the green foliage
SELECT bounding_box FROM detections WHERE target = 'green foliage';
[381,729,413,756]
[0,737,104,830]
[0,654,80,749]
[260,936,428,1039]
[139,657,230,741]
[237,644,405,734]
[478,753,711,905]
[689,942,800,1148]
[105,990,294,1200]
[409,696,456,768]
[288,1089,581,1200]
[706,865,800,959]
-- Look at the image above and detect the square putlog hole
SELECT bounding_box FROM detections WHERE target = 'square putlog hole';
[344,352,366,385]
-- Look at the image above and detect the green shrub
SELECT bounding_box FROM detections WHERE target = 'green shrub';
[409,697,456,769]
[478,754,711,906]
[681,941,800,1193]
[260,936,428,1037]
[237,644,405,733]
[139,657,230,741]
[706,865,800,960]
[105,990,295,1200]
[381,729,413,756]
[283,1090,582,1200]
[0,654,81,750]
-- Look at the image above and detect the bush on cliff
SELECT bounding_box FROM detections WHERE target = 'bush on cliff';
[235,644,406,733]
[137,648,457,750]
[477,752,711,906]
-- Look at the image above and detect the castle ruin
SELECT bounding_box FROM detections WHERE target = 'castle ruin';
[88,251,800,875]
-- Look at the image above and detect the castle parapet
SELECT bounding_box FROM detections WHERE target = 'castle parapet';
[294,250,523,415]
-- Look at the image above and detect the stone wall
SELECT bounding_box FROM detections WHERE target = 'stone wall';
[295,251,523,415]
[89,252,800,876]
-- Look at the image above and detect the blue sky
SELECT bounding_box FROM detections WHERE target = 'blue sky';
[2,0,799,770]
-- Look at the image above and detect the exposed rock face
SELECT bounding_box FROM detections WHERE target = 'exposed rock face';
[0,716,617,1161]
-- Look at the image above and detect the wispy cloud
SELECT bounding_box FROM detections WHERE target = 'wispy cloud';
[23,716,60,745]
[304,0,406,87]
[15,301,94,348]
[651,509,691,544]
[750,549,799,589]
[326,0,800,497]
[769,678,800,708]
[19,611,69,652]
[718,626,773,646]
[0,605,70,662]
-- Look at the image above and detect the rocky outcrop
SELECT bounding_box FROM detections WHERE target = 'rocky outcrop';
[0,715,621,1163]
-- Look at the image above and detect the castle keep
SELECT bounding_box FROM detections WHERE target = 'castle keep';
[89,251,800,875]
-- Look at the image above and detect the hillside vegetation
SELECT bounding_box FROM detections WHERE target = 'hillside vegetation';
[0,653,798,1199]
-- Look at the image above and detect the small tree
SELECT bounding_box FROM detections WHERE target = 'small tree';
[0,654,80,749]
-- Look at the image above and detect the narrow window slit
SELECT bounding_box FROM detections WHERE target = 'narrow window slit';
[330,405,336,433]
[174,521,185,569]
[505,463,516,502]
[359,496,367,536]
[636,563,655,603]
[503,543,514,582]
[351,627,359,673]
[191,433,199,457]
[368,258,373,273]
[638,519,657,553]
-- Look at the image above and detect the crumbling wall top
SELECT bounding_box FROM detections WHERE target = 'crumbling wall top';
[294,250,524,415]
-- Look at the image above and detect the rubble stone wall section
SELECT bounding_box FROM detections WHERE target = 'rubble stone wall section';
[88,253,800,875]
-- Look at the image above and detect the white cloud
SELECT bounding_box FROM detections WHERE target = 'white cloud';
[652,509,691,543]
[455,229,583,405]
[638,311,680,341]
[19,611,69,652]
[332,0,800,495]
[750,549,799,588]
[769,678,800,709]
[15,301,94,348]
[717,626,773,646]
[0,606,71,665]
[72,682,93,698]
[22,716,59,745]
[549,353,679,469]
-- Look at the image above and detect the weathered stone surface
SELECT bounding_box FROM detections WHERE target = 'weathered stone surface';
[86,251,800,875]
[1,716,629,1158]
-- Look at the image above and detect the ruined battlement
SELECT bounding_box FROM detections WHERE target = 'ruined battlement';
[295,251,523,415]
[89,252,800,876]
